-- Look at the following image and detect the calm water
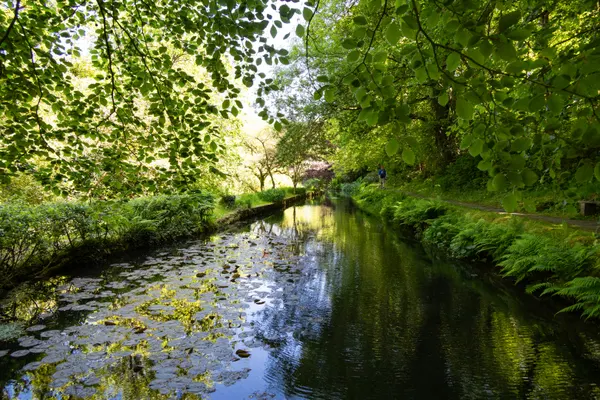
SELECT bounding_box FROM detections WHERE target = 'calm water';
[2,201,600,399]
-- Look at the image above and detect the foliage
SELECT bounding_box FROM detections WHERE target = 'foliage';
[0,193,213,287]
[0,0,297,195]
[436,155,488,192]
[276,121,333,191]
[392,198,448,232]
[258,188,286,203]
[273,0,600,211]
[499,235,596,283]
[220,195,237,209]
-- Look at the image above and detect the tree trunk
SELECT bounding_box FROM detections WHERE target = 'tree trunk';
[431,89,457,168]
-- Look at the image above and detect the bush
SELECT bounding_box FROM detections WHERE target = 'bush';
[0,193,214,288]
[392,198,448,232]
[303,178,323,192]
[220,195,236,209]
[435,155,487,191]
[258,188,286,203]
[235,193,257,209]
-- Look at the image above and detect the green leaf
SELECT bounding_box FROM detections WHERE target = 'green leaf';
[270,25,277,38]
[511,138,531,152]
[415,67,428,83]
[510,154,526,170]
[353,16,368,25]
[460,134,473,150]
[477,159,492,171]
[456,97,474,120]
[446,52,461,71]
[366,111,379,126]
[342,39,357,49]
[502,193,518,212]
[499,11,521,33]
[575,164,595,183]
[295,24,305,38]
[528,95,545,112]
[385,23,402,45]
[507,171,524,186]
[479,40,493,58]
[492,174,508,191]
[313,90,322,100]
[547,94,564,114]
[274,121,282,132]
[303,8,313,21]
[455,29,471,48]
[469,138,484,156]
[496,42,518,62]
[595,162,600,181]
[402,147,416,165]
[347,50,361,62]
[506,28,531,40]
[438,92,449,106]
[386,138,400,156]
[402,15,418,30]
[521,168,538,186]
[325,88,335,103]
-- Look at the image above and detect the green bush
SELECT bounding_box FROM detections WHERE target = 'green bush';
[392,198,448,232]
[220,195,236,209]
[258,188,286,203]
[0,193,214,288]
[435,155,487,191]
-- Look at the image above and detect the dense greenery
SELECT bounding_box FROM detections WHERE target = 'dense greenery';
[271,0,600,212]
[0,0,299,196]
[0,193,213,289]
[351,184,600,318]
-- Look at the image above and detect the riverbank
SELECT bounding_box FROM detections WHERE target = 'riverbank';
[349,184,600,319]
[0,191,309,294]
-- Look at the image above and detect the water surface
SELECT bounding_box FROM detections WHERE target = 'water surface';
[2,201,600,399]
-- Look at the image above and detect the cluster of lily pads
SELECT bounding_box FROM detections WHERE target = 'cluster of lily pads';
[0,222,313,399]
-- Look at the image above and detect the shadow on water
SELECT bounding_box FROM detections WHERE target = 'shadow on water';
[2,200,600,399]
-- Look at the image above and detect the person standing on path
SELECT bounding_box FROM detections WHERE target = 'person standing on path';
[378,165,387,188]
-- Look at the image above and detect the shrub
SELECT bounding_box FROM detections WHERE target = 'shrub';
[339,179,362,197]
[235,193,257,209]
[220,195,236,209]
[392,199,448,232]
[0,192,214,287]
[258,188,286,203]
[303,178,323,192]
[435,155,487,191]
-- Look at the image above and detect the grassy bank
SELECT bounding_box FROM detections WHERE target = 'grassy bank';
[0,193,214,291]
[0,187,312,292]
[350,184,600,319]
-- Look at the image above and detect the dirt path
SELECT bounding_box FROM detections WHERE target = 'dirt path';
[402,191,600,232]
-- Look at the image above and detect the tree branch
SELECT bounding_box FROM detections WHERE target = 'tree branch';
[0,0,21,50]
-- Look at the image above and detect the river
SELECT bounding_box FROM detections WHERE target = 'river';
[1,201,600,399]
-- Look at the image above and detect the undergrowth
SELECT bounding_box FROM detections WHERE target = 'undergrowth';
[0,193,214,289]
[349,183,600,320]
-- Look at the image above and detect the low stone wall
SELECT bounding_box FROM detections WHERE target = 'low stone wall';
[216,194,308,226]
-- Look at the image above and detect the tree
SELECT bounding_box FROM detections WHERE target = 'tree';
[243,129,280,191]
[276,121,332,193]
[273,0,600,210]
[0,0,296,196]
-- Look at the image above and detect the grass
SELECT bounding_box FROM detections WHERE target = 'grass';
[387,176,597,221]
[213,187,306,220]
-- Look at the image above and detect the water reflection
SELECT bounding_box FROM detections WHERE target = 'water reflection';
[1,203,600,399]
